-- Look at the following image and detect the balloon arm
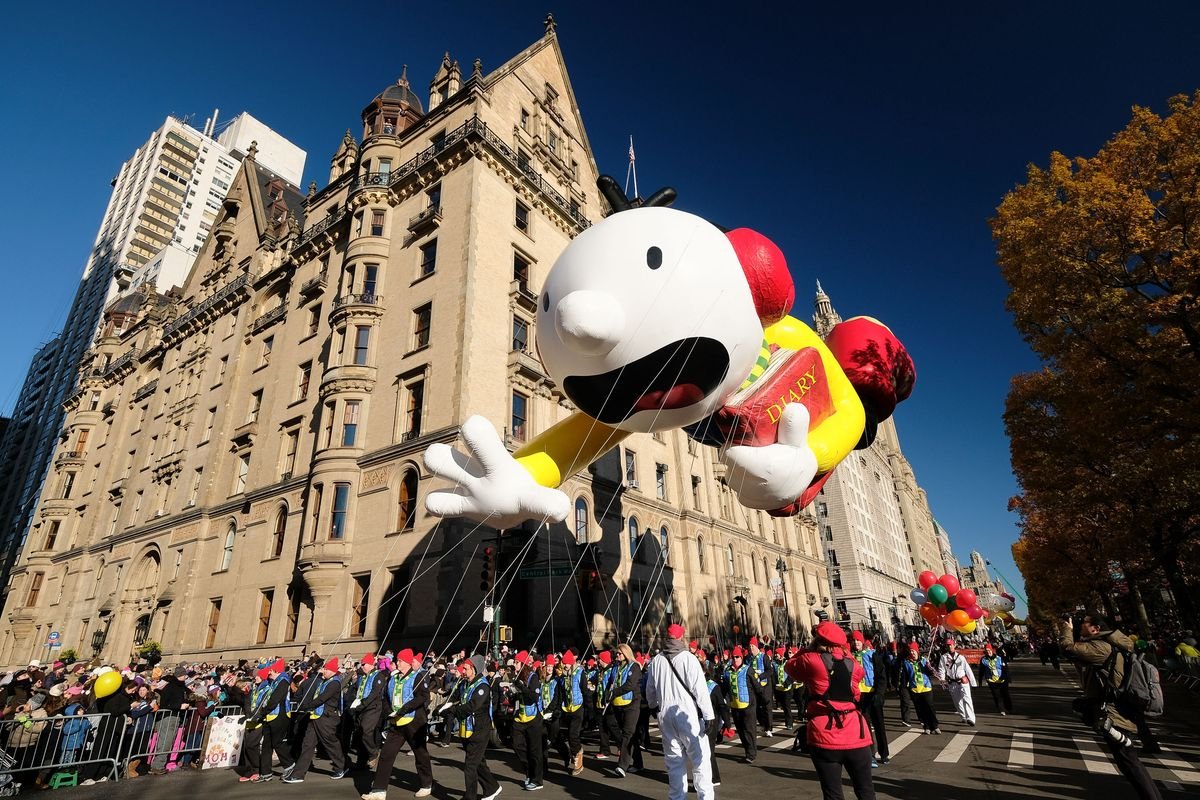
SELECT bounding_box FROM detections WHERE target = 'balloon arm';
[762,316,866,473]
[513,412,629,488]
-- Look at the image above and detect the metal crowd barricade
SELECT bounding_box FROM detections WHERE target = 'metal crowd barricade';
[119,704,243,775]
[0,711,122,785]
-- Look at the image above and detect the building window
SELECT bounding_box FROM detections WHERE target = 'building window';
[206,599,222,648]
[261,336,273,368]
[342,400,361,447]
[308,304,321,336]
[309,484,323,541]
[726,545,736,576]
[330,483,350,539]
[427,184,442,211]
[624,449,637,486]
[398,469,418,531]
[412,305,431,350]
[691,476,702,510]
[282,430,299,477]
[351,574,370,638]
[354,326,371,365]
[574,497,589,544]
[74,428,90,455]
[660,526,669,565]
[817,502,828,517]
[697,537,706,572]
[370,209,385,236]
[297,362,312,401]
[513,252,530,289]
[511,391,528,442]
[203,407,215,442]
[512,316,529,352]
[517,149,530,171]
[221,523,236,571]
[44,521,60,551]
[377,158,391,180]
[824,525,833,541]
[271,507,287,559]
[322,401,335,448]
[255,589,274,644]
[515,201,530,234]
[285,587,302,642]
[520,108,529,130]
[363,265,378,298]
[60,471,76,499]
[404,381,424,439]
[827,549,839,567]
[235,453,250,494]
[547,129,559,155]
[216,356,228,383]
[248,390,262,424]
[628,516,640,560]
[656,463,667,500]
[419,239,437,276]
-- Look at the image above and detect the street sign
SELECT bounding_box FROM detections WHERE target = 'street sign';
[47,632,60,642]
[48,642,62,648]
[518,565,573,580]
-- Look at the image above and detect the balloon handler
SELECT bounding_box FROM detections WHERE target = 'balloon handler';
[424,177,915,528]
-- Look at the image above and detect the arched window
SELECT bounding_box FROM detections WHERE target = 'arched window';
[221,523,236,571]
[136,552,160,594]
[726,545,735,576]
[659,526,669,565]
[398,469,418,532]
[574,497,589,545]
[133,614,151,645]
[272,507,287,558]
[628,516,640,561]
[751,556,758,582]
[697,536,706,571]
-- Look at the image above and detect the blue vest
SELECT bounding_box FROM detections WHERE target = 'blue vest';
[753,653,771,688]
[356,670,381,702]
[981,656,1005,684]
[774,661,793,690]
[727,664,753,708]
[612,664,634,706]
[310,676,343,719]
[515,673,543,722]
[562,667,585,712]
[903,658,932,693]
[596,666,613,708]
[856,648,876,692]
[457,676,490,738]
[389,668,423,726]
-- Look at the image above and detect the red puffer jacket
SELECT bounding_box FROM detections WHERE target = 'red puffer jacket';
[785,648,871,750]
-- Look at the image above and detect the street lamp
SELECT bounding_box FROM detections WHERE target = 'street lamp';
[775,558,792,643]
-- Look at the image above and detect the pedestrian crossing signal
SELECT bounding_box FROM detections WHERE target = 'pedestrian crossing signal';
[499,625,513,642]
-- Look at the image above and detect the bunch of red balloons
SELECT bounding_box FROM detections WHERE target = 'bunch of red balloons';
[909,571,983,634]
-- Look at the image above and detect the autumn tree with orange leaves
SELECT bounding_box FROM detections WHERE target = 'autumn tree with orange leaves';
[992,93,1200,630]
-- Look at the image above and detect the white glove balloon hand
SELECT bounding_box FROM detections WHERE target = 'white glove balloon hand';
[722,403,819,510]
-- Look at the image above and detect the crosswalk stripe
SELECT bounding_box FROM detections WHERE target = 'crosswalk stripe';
[933,732,974,763]
[1008,732,1034,768]
[1072,736,1119,775]
[888,731,923,757]
[1153,748,1200,783]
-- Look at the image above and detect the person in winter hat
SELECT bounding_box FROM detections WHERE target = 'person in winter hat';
[646,623,715,800]
[784,621,875,799]
[350,653,387,771]
[285,658,347,783]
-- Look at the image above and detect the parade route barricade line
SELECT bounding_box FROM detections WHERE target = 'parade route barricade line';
[0,712,119,781]
[1008,731,1035,768]
[887,730,922,758]
[1152,748,1200,783]
[1072,736,1119,775]
[120,705,242,774]
[933,731,974,763]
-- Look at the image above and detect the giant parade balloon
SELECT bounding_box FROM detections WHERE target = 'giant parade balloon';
[422,176,916,529]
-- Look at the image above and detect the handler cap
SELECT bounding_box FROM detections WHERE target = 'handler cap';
[322,657,339,672]
[667,623,686,640]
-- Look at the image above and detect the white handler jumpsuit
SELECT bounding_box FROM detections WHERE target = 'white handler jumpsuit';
[645,646,716,800]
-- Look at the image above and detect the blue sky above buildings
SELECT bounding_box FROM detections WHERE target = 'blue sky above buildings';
[4,1,1200,617]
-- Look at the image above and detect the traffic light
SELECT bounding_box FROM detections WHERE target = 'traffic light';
[480,546,496,593]
[499,625,513,642]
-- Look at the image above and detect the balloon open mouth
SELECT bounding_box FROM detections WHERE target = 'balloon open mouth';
[563,337,729,425]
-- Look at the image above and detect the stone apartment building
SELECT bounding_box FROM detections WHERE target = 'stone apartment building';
[0,20,831,667]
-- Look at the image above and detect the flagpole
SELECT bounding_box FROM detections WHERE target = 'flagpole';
[624,135,638,200]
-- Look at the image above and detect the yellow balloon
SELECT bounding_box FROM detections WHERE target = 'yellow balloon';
[959,620,977,634]
[94,671,122,699]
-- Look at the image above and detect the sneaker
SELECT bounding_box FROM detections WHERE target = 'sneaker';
[525,785,543,792]
[614,767,625,778]
[595,753,608,760]
[240,774,259,783]
[900,720,913,728]
[362,792,387,800]
[81,780,96,786]
[712,782,721,787]
[331,769,349,780]
[282,777,305,784]
[282,765,295,779]
[1000,711,1008,717]
[870,760,879,769]
[482,787,503,800]
[880,757,890,765]
[254,774,273,783]
[967,720,976,727]
[765,729,775,737]
[415,787,433,798]
[933,728,942,735]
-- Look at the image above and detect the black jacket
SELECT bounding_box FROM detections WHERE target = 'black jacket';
[298,675,343,718]
[249,677,291,725]
[449,677,492,733]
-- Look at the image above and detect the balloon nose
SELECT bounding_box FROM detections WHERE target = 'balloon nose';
[555,290,625,356]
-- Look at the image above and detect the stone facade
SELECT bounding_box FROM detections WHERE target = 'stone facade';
[0,23,828,668]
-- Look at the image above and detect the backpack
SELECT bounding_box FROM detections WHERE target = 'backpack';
[810,653,865,736]
[1102,639,1164,717]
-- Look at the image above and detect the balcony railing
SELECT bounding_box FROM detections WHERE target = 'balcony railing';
[103,348,140,378]
[55,451,86,467]
[296,208,347,248]
[299,270,328,296]
[250,304,287,333]
[408,205,443,233]
[132,379,158,402]
[352,172,392,192]
[162,273,250,340]
[510,279,538,313]
[332,293,383,312]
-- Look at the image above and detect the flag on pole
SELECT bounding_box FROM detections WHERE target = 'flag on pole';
[628,136,636,163]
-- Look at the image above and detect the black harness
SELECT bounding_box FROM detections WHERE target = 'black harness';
[809,653,866,738]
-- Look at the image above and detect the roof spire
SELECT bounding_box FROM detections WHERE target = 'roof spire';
[812,278,841,337]
[544,13,557,35]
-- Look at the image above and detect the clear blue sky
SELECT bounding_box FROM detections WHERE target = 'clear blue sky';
[5,1,1199,617]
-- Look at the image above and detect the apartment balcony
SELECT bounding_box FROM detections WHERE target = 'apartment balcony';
[510,280,538,314]
[54,451,86,469]
[299,270,328,298]
[508,348,547,383]
[132,378,159,402]
[407,205,442,235]
[108,476,127,498]
[299,539,352,571]
[231,419,259,446]
[39,498,74,518]
[319,364,378,396]
[329,294,385,326]
[250,304,286,334]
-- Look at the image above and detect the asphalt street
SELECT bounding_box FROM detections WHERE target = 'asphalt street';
[43,660,1200,799]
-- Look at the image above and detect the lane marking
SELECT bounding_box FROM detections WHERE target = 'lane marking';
[934,732,975,763]
[1008,732,1034,768]
[1073,736,1119,775]
[1153,748,1200,783]
[888,731,923,757]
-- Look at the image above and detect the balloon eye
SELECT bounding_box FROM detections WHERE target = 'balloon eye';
[542,293,549,313]
[646,246,663,270]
